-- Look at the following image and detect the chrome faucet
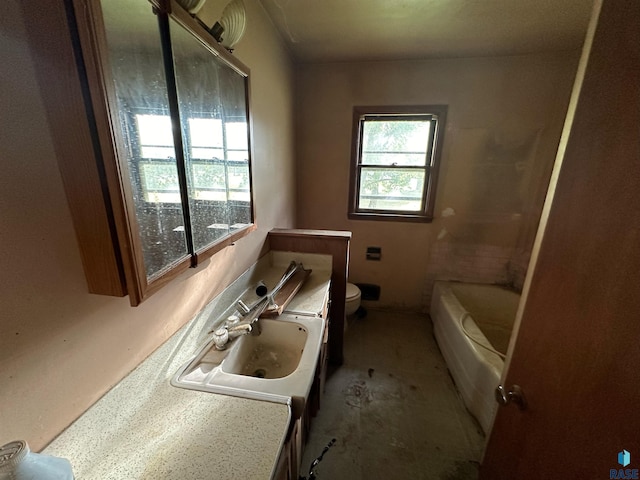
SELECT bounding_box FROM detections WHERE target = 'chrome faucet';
[210,263,307,350]
[212,297,268,350]
[212,322,253,350]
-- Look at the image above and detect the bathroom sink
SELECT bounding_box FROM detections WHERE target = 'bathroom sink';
[222,319,308,378]
[171,314,324,407]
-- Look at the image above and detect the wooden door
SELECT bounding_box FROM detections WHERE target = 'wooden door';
[481,1,640,478]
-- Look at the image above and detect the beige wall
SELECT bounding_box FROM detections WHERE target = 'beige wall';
[295,54,579,310]
[0,0,295,450]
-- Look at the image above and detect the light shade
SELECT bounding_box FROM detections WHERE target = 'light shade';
[176,0,207,14]
[220,0,246,49]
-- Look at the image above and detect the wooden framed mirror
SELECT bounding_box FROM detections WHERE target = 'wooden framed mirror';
[69,0,256,304]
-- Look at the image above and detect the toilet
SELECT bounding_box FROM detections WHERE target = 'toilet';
[345,283,361,316]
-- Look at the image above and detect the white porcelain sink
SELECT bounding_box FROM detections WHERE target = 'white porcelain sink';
[222,319,308,378]
[171,314,324,407]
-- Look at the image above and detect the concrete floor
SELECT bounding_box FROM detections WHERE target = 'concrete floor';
[300,309,485,479]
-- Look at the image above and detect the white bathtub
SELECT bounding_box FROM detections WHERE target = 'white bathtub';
[430,281,520,434]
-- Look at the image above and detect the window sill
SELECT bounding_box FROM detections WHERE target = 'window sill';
[348,212,434,223]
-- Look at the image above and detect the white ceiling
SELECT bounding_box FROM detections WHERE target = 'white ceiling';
[258,0,594,63]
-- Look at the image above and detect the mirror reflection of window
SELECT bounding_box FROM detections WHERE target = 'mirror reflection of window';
[136,114,181,203]
[169,16,253,251]
[225,122,250,201]
[100,0,191,280]
[189,118,223,159]
[137,114,174,158]
[188,117,226,201]
[192,163,226,201]
[225,121,248,160]
[227,164,250,201]
[134,114,250,204]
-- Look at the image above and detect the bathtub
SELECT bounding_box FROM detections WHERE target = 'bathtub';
[430,281,520,434]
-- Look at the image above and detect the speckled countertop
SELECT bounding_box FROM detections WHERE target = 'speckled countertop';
[43,252,331,479]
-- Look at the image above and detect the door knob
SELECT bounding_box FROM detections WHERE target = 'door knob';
[495,384,527,410]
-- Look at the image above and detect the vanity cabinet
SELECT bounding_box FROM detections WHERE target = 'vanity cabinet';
[274,417,301,480]
[273,436,291,480]
[24,0,256,305]
[268,229,352,479]
[268,229,352,366]
[276,350,324,480]
[275,276,332,480]
[314,312,330,414]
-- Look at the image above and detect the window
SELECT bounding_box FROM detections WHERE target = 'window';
[349,106,447,222]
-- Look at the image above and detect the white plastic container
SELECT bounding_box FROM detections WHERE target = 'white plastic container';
[0,440,74,480]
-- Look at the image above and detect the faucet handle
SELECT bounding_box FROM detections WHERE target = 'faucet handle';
[228,323,252,334]
[213,327,229,350]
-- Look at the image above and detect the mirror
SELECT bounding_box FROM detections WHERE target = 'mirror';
[101,0,190,278]
[169,17,252,252]
[98,0,254,283]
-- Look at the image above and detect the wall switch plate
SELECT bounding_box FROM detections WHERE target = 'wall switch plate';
[366,246,381,261]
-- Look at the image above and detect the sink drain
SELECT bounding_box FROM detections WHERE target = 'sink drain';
[253,369,266,378]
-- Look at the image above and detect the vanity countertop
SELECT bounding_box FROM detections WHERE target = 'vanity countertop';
[43,252,331,479]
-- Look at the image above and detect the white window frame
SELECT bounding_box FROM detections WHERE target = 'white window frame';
[348,105,447,222]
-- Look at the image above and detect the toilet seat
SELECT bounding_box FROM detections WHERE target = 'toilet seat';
[346,283,360,300]
[345,283,361,317]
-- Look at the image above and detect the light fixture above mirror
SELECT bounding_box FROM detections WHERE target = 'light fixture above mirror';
[178,0,247,51]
